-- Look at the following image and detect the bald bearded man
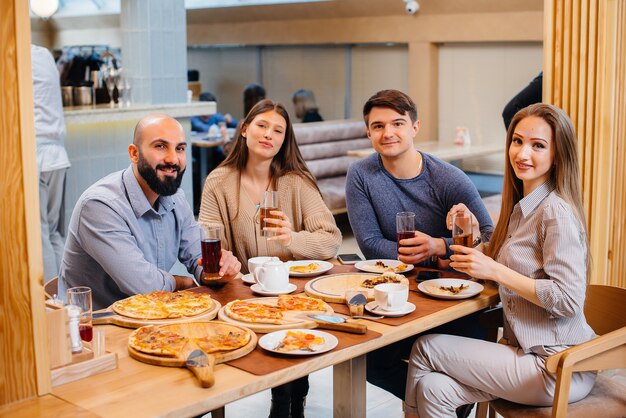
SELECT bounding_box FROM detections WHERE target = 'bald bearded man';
[60,114,241,309]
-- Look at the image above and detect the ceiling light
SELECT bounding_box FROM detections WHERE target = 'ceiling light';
[30,0,60,19]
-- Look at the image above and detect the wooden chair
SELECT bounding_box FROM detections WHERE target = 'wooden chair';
[44,276,59,298]
[477,284,626,418]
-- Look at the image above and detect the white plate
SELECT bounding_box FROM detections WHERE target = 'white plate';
[355,259,414,274]
[417,278,484,300]
[365,301,416,317]
[250,283,297,296]
[288,260,334,278]
[258,329,338,356]
[241,273,256,284]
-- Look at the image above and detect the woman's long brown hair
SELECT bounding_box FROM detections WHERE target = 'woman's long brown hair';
[220,98,320,192]
[486,104,589,272]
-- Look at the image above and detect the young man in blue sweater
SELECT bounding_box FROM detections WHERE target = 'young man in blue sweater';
[345,90,493,411]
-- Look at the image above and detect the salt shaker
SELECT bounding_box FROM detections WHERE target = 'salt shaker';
[67,305,83,353]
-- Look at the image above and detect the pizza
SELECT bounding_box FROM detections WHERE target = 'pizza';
[276,295,327,311]
[372,261,408,272]
[113,291,213,320]
[275,330,325,352]
[129,325,189,357]
[289,263,320,274]
[361,273,405,288]
[193,330,251,354]
[224,300,286,324]
[425,284,469,295]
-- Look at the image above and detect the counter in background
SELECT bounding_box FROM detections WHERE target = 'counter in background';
[63,102,216,232]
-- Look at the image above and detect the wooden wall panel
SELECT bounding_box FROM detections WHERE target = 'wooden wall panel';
[544,0,626,288]
[0,0,50,407]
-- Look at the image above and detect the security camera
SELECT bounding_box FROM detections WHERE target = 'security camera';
[404,0,419,14]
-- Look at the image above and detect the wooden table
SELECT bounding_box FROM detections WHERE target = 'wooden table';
[48,269,499,418]
[347,141,505,162]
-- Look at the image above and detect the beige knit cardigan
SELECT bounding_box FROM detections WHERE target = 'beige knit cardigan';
[199,166,342,273]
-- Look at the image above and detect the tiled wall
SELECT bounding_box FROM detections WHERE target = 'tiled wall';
[63,118,194,232]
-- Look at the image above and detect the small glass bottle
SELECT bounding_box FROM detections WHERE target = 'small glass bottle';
[67,305,83,353]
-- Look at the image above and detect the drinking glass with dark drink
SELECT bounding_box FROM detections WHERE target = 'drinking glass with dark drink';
[66,286,93,342]
[396,211,416,255]
[259,191,279,237]
[451,211,474,254]
[200,224,222,285]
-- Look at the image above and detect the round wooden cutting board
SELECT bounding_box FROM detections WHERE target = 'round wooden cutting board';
[304,273,410,303]
[217,297,335,334]
[94,299,221,329]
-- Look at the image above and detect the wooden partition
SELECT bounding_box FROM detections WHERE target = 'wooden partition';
[0,0,50,407]
[544,0,626,288]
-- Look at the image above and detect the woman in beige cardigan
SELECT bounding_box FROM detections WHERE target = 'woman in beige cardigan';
[199,99,341,418]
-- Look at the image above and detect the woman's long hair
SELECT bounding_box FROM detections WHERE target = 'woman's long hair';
[486,103,589,271]
[221,99,320,193]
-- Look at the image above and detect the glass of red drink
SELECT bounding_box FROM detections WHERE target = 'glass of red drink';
[259,191,279,237]
[200,224,222,286]
[66,286,93,342]
[396,212,416,255]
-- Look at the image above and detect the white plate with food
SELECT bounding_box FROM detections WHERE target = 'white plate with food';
[258,329,338,356]
[355,259,414,274]
[418,278,483,300]
[365,301,416,317]
[288,260,334,278]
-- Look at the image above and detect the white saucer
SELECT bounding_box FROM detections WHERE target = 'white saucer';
[241,273,256,284]
[365,301,416,317]
[250,283,297,296]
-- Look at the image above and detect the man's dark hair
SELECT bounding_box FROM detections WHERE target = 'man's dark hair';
[199,92,217,102]
[362,89,418,125]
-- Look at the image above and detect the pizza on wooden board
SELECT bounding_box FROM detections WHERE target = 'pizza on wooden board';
[129,325,189,357]
[224,295,329,325]
[361,273,406,288]
[113,291,213,320]
[276,294,327,311]
[193,330,251,354]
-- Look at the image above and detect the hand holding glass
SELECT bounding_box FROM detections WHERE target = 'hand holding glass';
[66,286,93,342]
[200,225,222,285]
[260,191,280,237]
[396,212,416,255]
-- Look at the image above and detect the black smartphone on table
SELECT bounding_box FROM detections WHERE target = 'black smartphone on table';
[416,270,442,282]
[337,253,363,265]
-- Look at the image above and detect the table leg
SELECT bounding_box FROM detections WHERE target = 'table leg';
[209,406,225,418]
[333,354,366,418]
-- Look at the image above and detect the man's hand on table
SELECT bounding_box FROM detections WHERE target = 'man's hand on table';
[174,275,195,290]
[397,231,446,265]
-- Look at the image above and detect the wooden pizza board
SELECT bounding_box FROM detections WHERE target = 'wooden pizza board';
[217,297,335,334]
[304,273,410,303]
[93,299,221,329]
[128,321,257,387]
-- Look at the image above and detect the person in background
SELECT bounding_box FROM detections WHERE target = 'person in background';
[32,44,72,282]
[345,89,493,417]
[243,83,266,117]
[405,103,596,418]
[502,72,543,130]
[199,100,341,418]
[60,114,240,310]
[292,89,323,123]
[191,91,238,134]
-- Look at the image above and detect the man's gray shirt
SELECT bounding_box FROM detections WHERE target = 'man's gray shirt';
[60,167,203,309]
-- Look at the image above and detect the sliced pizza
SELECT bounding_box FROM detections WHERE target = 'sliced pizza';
[275,330,325,352]
[224,300,285,325]
[129,325,189,357]
[113,291,213,320]
[276,294,327,312]
[193,330,251,354]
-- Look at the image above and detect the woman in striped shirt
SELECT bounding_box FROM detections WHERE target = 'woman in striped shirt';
[404,104,596,418]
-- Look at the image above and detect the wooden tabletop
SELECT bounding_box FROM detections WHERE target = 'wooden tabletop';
[44,268,499,418]
[347,140,505,162]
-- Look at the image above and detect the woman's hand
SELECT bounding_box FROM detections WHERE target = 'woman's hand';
[446,203,479,231]
[264,210,294,247]
[449,244,501,282]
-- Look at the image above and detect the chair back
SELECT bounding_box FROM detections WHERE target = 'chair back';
[44,276,59,298]
[584,284,626,335]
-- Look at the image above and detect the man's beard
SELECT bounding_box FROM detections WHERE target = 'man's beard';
[137,152,185,196]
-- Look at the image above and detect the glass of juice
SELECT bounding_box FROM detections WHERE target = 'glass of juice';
[451,211,474,254]
[200,225,222,285]
[259,191,279,237]
[66,286,93,342]
[396,212,416,255]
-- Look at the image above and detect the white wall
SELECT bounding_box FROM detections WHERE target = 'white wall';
[438,42,543,145]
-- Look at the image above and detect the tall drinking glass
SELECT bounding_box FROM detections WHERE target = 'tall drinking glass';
[66,287,93,342]
[200,225,222,285]
[260,191,279,237]
[396,212,416,255]
[451,211,474,254]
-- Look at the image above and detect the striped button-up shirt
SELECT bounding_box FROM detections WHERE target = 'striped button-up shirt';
[497,182,595,353]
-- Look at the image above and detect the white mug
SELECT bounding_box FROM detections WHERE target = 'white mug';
[254,259,290,292]
[374,283,409,312]
[248,256,274,280]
